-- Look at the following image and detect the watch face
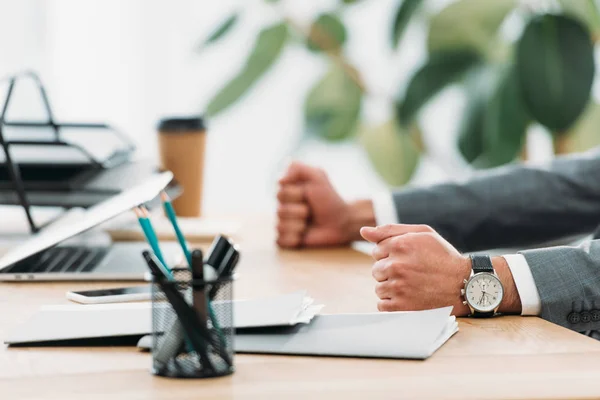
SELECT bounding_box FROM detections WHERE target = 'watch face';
[465,273,504,313]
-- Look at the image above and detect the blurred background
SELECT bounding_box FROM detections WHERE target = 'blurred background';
[2,0,599,217]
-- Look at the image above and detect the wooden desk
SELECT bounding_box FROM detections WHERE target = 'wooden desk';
[2,221,600,399]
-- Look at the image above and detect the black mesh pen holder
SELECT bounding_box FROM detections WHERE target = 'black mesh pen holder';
[151,268,234,378]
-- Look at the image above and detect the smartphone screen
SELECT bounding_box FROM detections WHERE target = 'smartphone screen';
[73,286,150,297]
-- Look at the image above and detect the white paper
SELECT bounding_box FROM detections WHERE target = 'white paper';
[5,291,323,345]
[235,307,458,360]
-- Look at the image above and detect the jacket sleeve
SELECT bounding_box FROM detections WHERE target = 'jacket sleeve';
[391,147,600,252]
[519,240,600,332]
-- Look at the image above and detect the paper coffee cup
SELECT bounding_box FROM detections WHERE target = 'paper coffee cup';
[158,117,206,217]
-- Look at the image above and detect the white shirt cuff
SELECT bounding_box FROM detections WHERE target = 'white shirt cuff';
[372,193,399,226]
[502,254,542,316]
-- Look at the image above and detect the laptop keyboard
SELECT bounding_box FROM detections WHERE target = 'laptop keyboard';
[1,246,109,274]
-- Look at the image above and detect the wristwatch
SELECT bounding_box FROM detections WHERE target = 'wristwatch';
[461,255,504,318]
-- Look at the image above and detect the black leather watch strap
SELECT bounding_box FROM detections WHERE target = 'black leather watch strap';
[471,310,494,318]
[470,255,494,274]
[468,255,495,318]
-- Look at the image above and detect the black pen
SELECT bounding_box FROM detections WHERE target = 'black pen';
[206,235,232,270]
[209,245,240,300]
[143,251,216,373]
[192,249,233,367]
[191,250,208,327]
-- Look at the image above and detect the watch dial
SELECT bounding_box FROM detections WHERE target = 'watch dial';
[465,273,503,312]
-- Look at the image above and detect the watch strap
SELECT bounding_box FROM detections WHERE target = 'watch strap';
[470,255,494,274]
[471,310,494,318]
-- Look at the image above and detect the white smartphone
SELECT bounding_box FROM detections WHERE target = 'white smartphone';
[66,286,151,304]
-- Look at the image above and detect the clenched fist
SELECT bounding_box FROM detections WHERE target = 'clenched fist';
[360,224,521,316]
[361,224,472,315]
[276,162,376,248]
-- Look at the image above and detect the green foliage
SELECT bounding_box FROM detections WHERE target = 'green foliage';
[480,65,528,166]
[516,14,595,133]
[359,119,420,186]
[458,65,528,168]
[427,0,516,54]
[397,50,480,126]
[201,0,600,185]
[559,0,600,36]
[205,23,288,117]
[457,67,497,163]
[307,14,347,52]
[391,0,422,48]
[304,64,362,141]
[201,14,238,48]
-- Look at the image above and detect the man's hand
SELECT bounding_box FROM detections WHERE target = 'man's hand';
[360,224,522,316]
[276,162,375,248]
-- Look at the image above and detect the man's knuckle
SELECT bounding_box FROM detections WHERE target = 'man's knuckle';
[298,204,310,217]
[381,224,395,233]
[419,224,434,232]
[391,236,405,249]
[371,247,381,260]
[390,279,404,292]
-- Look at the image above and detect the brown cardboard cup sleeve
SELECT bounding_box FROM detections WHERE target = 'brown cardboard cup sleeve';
[158,117,206,217]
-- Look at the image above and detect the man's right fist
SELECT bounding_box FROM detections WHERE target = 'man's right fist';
[276,162,375,248]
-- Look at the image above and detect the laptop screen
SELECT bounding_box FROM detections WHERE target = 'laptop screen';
[0,171,173,271]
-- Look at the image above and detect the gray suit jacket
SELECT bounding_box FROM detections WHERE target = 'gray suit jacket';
[392,147,600,332]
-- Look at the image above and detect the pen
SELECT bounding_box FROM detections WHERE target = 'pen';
[161,192,192,265]
[192,248,232,367]
[191,249,208,326]
[209,245,240,300]
[206,236,231,270]
[143,251,216,373]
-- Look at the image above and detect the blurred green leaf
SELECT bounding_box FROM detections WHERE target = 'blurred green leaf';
[559,0,600,36]
[560,102,600,152]
[304,64,362,141]
[307,14,347,52]
[342,0,361,4]
[264,0,280,3]
[359,119,420,186]
[397,50,480,126]
[206,23,288,117]
[516,14,595,132]
[480,65,528,166]
[457,67,497,163]
[202,14,238,48]
[428,0,516,54]
[391,0,422,48]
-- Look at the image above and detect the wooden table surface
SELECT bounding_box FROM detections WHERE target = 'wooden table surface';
[2,219,600,399]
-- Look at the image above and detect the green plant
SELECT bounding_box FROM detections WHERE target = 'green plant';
[199,0,600,185]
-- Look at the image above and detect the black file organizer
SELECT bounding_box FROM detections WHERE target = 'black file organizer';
[151,268,235,379]
[0,71,136,232]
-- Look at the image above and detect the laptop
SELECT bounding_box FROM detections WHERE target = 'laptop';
[0,171,180,281]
